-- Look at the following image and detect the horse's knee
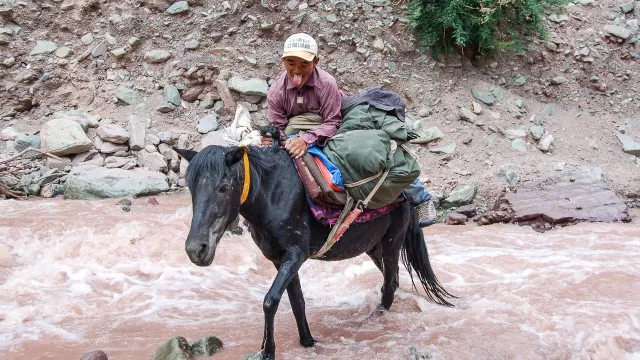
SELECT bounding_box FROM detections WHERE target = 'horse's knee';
[263,294,280,315]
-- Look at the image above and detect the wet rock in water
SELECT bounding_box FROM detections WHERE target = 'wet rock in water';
[455,204,477,218]
[503,169,630,225]
[80,349,108,360]
[64,166,169,199]
[478,210,514,226]
[122,205,131,212]
[442,184,477,208]
[446,212,468,225]
[116,198,132,206]
[155,336,192,360]
[191,336,223,356]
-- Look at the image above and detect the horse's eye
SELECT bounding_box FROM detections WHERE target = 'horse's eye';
[218,185,229,193]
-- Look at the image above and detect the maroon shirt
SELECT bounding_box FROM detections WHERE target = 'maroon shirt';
[267,66,342,146]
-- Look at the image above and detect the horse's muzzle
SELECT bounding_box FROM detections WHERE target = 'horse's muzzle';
[186,239,216,266]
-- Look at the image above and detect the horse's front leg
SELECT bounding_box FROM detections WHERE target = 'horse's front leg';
[274,264,315,347]
[260,249,306,359]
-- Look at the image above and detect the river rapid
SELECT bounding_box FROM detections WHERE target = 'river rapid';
[1,194,639,360]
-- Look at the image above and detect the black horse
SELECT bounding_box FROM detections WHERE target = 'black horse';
[174,132,454,360]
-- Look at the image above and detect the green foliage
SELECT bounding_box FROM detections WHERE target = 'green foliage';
[408,0,569,58]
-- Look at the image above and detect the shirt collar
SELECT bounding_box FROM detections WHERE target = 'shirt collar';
[286,68,317,90]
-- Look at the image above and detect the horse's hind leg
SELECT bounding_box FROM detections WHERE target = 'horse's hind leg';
[278,265,315,347]
[366,246,384,274]
[368,244,399,310]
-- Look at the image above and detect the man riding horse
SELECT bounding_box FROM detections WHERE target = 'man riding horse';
[262,33,438,228]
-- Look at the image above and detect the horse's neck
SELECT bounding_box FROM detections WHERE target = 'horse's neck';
[239,150,304,230]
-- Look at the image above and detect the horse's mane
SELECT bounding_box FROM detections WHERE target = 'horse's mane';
[186,125,284,192]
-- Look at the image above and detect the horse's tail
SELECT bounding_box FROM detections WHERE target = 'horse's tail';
[401,207,456,307]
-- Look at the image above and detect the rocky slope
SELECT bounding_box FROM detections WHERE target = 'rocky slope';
[1,0,639,213]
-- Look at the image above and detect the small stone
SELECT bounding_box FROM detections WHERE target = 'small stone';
[553,162,566,171]
[30,40,58,55]
[3,56,16,67]
[550,76,568,85]
[529,125,545,140]
[200,93,216,109]
[185,39,199,50]
[128,37,141,47]
[326,14,338,22]
[197,114,218,134]
[514,99,524,109]
[286,0,299,11]
[144,50,172,63]
[115,86,140,105]
[373,38,385,51]
[54,46,72,58]
[459,107,477,123]
[471,102,482,114]
[511,138,527,153]
[104,33,117,46]
[429,143,456,154]
[111,48,127,59]
[164,85,181,106]
[157,104,177,113]
[166,1,190,15]
[514,75,527,86]
[417,107,431,117]
[81,33,94,45]
[91,40,108,58]
[411,127,443,145]
[537,134,554,152]
[471,88,496,106]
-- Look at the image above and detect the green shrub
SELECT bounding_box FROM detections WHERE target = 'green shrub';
[408,0,569,58]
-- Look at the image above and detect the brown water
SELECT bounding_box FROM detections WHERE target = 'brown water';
[1,194,639,360]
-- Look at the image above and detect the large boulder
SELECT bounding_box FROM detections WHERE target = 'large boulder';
[40,118,93,156]
[64,166,169,199]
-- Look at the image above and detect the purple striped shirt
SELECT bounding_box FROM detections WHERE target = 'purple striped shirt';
[267,66,343,146]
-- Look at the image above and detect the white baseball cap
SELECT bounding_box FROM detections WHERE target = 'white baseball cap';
[282,33,318,62]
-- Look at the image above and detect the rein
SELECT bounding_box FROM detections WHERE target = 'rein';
[240,148,250,205]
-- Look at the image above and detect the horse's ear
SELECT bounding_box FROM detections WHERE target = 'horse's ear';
[225,147,245,167]
[173,147,198,162]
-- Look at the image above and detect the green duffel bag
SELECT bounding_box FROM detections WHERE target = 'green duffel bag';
[324,129,420,209]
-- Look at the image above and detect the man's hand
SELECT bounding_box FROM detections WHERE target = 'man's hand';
[284,137,308,159]
[260,133,273,147]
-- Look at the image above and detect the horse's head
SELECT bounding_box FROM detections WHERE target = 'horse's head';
[174,145,248,266]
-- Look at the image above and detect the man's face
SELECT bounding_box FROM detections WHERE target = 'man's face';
[283,56,318,88]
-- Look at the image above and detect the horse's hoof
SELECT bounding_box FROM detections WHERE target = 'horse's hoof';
[300,337,316,348]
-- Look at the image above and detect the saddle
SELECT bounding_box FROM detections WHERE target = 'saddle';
[293,153,346,209]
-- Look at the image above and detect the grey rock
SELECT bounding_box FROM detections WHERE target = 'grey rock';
[158,131,178,145]
[164,85,181,106]
[628,19,639,32]
[184,39,199,50]
[511,138,527,152]
[104,33,117,45]
[52,109,100,131]
[200,93,216,108]
[165,1,190,15]
[155,337,192,360]
[327,14,338,22]
[97,124,129,144]
[100,142,129,154]
[411,127,443,144]
[471,88,496,106]
[529,125,545,140]
[442,184,477,208]
[127,115,146,151]
[197,114,218,134]
[72,150,99,164]
[111,48,127,59]
[64,166,169,199]
[542,104,554,117]
[286,0,299,11]
[446,212,468,225]
[227,76,269,96]
[81,33,94,45]
[459,107,477,123]
[30,40,57,55]
[144,50,172,63]
[91,40,108,58]
[146,134,161,146]
[40,118,92,156]
[553,162,566,171]
[104,156,133,169]
[484,134,499,147]
[550,76,568,85]
[603,25,632,40]
[537,134,554,152]
[498,164,519,185]
[157,104,177,113]
[616,133,640,156]
[506,129,527,139]
[54,46,72,58]
[429,143,456,154]
[514,75,527,86]
[454,204,477,218]
[138,150,168,173]
[115,86,140,105]
[14,134,41,152]
[417,107,431,117]
[620,1,635,13]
